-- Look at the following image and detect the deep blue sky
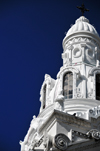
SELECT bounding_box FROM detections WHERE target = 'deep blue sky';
[0,0,100,151]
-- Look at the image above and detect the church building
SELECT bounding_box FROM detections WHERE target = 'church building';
[20,5,100,151]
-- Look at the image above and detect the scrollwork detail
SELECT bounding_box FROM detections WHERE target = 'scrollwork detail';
[54,134,69,151]
[86,129,100,140]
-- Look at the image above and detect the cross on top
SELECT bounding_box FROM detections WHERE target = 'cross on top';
[77,3,89,16]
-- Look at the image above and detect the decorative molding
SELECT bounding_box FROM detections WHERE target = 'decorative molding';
[57,67,80,100]
[67,45,74,50]
[88,66,100,77]
[86,48,95,60]
[63,37,99,52]
[57,66,80,79]
[73,47,82,58]
[89,106,100,118]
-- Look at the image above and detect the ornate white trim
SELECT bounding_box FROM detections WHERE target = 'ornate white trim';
[89,106,100,118]
[63,36,100,52]
[73,47,82,58]
[86,48,95,60]
[88,67,100,100]
[63,32,100,50]
[57,66,80,79]
[40,74,55,112]
[88,67,100,77]
[57,66,80,99]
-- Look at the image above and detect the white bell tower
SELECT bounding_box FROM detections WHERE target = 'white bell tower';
[20,12,100,151]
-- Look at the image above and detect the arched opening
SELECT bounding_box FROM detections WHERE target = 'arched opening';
[43,85,47,109]
[63,72,73,99]
[96,74,100,100]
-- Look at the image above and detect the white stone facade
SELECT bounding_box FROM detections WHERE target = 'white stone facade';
[20,16,100,151]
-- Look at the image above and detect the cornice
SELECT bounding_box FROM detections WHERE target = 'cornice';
[38,109,91,134]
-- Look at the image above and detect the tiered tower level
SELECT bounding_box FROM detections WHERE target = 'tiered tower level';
[20,16,100,151]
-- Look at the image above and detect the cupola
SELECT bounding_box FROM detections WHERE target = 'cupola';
[62,16,100,67]
[67,16,99,37]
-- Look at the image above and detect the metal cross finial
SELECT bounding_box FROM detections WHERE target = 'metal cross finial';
[77,3,89,16]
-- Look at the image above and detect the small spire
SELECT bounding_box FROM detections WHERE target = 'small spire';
[77,3,89,16]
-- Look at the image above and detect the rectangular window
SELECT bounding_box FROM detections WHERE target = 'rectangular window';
[63,72,73,99]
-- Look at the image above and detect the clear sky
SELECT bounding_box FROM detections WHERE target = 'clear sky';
[0,0,100,151]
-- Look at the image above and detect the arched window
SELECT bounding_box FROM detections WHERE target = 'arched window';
[96,74,100,100]
[43,85,46,109]
[63,72,73,99]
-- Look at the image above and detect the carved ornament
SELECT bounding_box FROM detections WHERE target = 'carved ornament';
[73,47,82,58]
[89,106,100,117]
[54,133,69,151]
[86,48,95,60]
[88,67,100,77]
[76,88,82,98]
[88,92,93,99]
[57,66,80,79]
[63,37,99,51]
[86,129,100,140]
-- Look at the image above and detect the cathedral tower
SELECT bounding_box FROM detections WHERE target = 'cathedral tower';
[20,12,100,151]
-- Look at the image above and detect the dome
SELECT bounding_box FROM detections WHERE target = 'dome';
[66,16,99,37]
